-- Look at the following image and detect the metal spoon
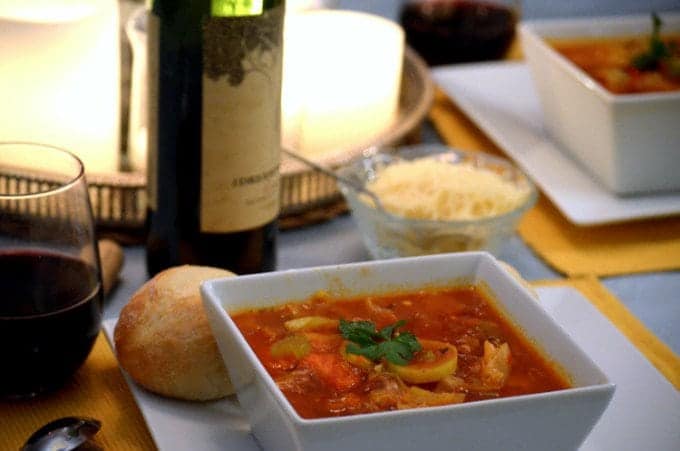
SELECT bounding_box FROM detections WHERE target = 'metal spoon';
[22,416,101,451]
[281,148,387,212]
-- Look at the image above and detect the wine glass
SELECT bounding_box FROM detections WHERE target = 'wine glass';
[0,142,103,399]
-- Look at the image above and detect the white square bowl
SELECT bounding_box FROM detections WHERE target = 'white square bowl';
[519,13,680,195]
[201,252,615,451]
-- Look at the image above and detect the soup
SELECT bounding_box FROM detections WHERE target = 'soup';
[231,285,571,419]
[551,33,680,94]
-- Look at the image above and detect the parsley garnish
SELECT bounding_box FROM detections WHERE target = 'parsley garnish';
[632,12,672,71]
[339,319,422,366]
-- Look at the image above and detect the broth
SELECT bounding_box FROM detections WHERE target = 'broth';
[551,34,680,94]
[232,285,571,419]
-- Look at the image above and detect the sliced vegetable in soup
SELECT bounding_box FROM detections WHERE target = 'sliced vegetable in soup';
[231,286,571,419]
[550,14,680,94]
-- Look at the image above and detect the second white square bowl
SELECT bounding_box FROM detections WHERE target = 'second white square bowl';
[520,13,680,195]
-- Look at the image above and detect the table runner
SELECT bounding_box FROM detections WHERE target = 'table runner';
[3,277,677,449]
[1,334,156,450]
[429,88,680,276]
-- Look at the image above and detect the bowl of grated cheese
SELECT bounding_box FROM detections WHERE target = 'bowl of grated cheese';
[337,144,537,259]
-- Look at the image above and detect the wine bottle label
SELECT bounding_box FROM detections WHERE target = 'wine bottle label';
[200,5,283,233]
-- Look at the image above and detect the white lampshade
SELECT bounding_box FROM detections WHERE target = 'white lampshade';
[0,0,120,174]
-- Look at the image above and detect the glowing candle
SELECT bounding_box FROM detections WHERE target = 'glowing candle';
[282,10,404,159]
[0,0,120,174]
[126,6,147,173]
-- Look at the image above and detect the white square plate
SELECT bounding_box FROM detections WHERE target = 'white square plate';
[103,285,680,450]
[431,62,680,226]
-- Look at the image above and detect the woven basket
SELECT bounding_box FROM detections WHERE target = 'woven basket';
[20,47,433,238]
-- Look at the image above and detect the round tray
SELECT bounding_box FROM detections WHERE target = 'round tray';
[86,47,433,235]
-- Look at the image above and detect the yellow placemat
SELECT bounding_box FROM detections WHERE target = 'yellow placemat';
[1,333,156,450]
[532,276,680,390]
[429,87,680,276]
[521,195,680,276]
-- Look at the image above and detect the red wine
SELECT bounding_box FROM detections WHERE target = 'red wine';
[0,250,102,398]
[400,0,518,66]
[145,0,284,276]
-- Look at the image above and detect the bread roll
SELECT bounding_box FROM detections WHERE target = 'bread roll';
[114,265,236,401]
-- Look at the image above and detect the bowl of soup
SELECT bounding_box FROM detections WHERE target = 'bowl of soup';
[201,252,614,451]
[519,12,680,195]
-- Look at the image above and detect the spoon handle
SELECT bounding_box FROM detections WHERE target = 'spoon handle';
[281,148,385,211]
[22,416,101,451]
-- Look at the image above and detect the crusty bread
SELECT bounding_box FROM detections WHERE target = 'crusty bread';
[114,265,236,401]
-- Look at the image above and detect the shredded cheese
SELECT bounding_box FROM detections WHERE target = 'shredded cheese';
[366,157,530,221]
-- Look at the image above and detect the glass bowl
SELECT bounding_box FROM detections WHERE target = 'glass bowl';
[336,144,537,259]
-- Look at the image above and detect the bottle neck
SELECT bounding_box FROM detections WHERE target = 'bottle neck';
[151,0,284,18]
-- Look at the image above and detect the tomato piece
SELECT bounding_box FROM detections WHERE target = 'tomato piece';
[301,353,364,391]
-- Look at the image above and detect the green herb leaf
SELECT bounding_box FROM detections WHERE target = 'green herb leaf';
[346,342,383,361]
[339,320,376,346]
[632,12,671,71]
[378,320,406,341]
[339,319,421,366]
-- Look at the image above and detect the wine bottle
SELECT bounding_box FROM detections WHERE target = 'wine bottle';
[146,0,284,276]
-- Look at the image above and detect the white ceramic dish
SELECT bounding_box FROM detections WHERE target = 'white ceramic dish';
[432,61,680,225]
[102,284,680,451]
[201,253,613,451]
[519,13,680,195]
